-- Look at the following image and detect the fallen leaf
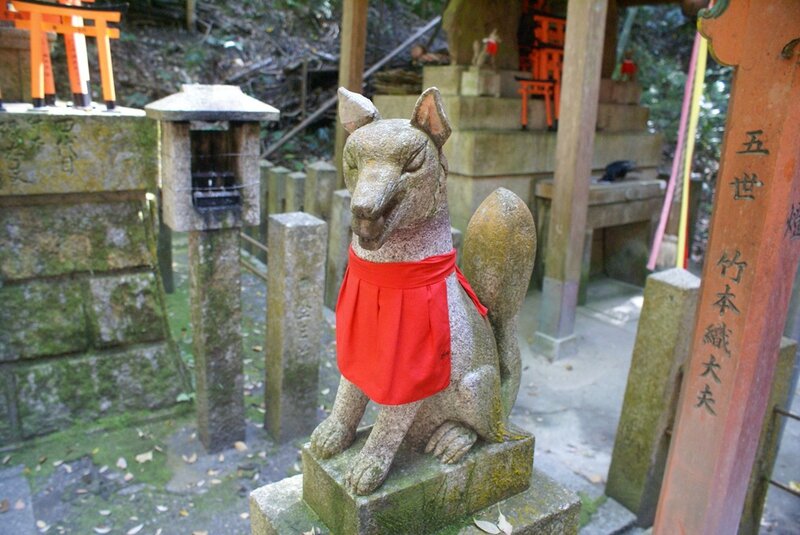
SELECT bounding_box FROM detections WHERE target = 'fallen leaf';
[99,510,111,516]
[196,480,205,487]
[124,473,134,482]
[116,457,128,470]
[52,460,63,467]
[36,520,47,529]
[252,345,263,352]
[156,505,168,512]
[91,448,100,455]
[240,512,249,520]
[1,455,10,465]
[234,441,248,452]
[154,445,163,453]
[789,480,800,492]
[182,453,198,464]
[0,499,9,514]
[136,428,145,439]
[75,489,88,495]
[498,510,513,535]
[210,479,222,485]
[126,524,144,535]
[192,531,208,535]
[207,469,220,476]
[14,499,25,510]
[474,518,501,534]
[135,451,153,464]
[258,451,267,459]
[321,388,330,395]
[218,454,225,462]
[38,456,47,465]
[588,473,604,484]
[155,530,162,535]
[179,509,189,517]
[98,466,109,474]
[93,527,111,534]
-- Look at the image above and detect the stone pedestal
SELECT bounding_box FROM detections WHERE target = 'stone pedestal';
[189,228,245,452]
[265,213,327,443]
[251,434,581,535]
[460,67,501,97]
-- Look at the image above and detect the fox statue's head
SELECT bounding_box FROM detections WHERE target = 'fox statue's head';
[339,87,452,251]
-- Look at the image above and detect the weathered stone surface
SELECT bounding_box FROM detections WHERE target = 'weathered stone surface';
[302,428,534,535]
[451,227,463,264]
[265,212,327,443]
[0,106,157,195]
[267,166,291,215]
[605,269,700,526]
[145,84,279,122]
[251,468,579,535]
[0,280,88,361]
[160,121,261,231]
[447,173,532,232]
[739,337,797,535]
[0,373,20,445]
[285,171,306,213]
[89,272,167,347]
[374,94,650,133]
[324,189,352,309]
[304,161,336,219]
[442,0,521,69]
[422,65,466,95]
[0,465,36,535]
[13,342,186,438]
[189,228,245,452]
[461,67,501,97]
[444,130,663,177]
[604,221,654,287]
[0,199,153,281]
[0,27,31,102]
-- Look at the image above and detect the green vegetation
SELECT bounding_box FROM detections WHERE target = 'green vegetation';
[578,491,608,527]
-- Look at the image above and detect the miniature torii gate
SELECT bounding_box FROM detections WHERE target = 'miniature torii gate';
[5,0,123,109]
[654,1,800,533]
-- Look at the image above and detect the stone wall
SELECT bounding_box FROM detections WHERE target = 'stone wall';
[0,105,188,445]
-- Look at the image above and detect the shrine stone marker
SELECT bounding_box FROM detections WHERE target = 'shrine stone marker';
[304,160,337,220]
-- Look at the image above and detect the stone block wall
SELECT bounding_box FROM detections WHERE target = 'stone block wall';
[0,105,188,444]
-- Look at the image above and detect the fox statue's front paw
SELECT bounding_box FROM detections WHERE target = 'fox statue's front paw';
[345,451,392,495]
[310,417,356,459]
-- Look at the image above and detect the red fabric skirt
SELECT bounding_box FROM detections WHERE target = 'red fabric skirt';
[336,247,487,405]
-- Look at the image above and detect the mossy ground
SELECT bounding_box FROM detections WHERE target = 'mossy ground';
[1,232,337,534]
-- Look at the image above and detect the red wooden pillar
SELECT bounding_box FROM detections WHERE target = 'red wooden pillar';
[654,2,800,533]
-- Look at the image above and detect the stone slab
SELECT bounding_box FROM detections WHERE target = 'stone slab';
[0,105,157,195]
[0,199,154,281]
[302,428,534,535]
[145,84,279,122]
[0,466,36,535]
[534,178,664,205]
[250,468,580,535]
[88,272,168,347]
[461,67,501,97]
[11,342,185,439]
[580,496,637,535]
[0,279,88,361]
[444,130,664,177]
[422,65,466,95]
[374,94,651,133]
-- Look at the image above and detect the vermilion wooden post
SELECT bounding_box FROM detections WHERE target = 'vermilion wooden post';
[654,2,800,534]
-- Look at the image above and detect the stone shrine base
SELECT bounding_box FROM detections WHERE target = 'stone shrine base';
[250,429,579,535]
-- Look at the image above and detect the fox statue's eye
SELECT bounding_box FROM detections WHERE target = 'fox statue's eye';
[404,143,426,173]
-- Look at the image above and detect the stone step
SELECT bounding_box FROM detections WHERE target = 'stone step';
[374,94,650,133]
[0,465,37,535]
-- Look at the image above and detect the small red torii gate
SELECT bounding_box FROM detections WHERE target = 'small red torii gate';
[1,0,125,110]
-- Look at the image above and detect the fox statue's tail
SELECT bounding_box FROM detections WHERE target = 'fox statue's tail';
[461,188,536,418]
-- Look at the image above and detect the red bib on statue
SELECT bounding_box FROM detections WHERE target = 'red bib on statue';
[335,247,488,405]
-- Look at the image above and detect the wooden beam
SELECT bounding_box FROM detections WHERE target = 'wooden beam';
[602,0,618,79]
[533,0,609,359]
[334,0,369,187]
[654,1,800,532]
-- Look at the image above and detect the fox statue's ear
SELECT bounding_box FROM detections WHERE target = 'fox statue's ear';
[411,87,451,149]
[338,87,380,133]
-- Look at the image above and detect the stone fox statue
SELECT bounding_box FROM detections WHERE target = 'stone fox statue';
[310,86,536,495]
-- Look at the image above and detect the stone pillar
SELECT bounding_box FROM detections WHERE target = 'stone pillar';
[257,160,273,260]
[268,166,290,215]
[265,212,327,443]
[533,0,609,360]
[285,171,306,213]
[304,161,336,219]
[325,189,352,309]
[156,189,174,293]
[606,268,700,526]
[189,228,245,452]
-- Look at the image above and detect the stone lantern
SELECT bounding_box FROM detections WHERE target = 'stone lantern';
[145,85,279,452]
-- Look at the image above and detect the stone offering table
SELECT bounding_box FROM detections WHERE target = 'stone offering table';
[0,104,187,443]
[533,177,664,301]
